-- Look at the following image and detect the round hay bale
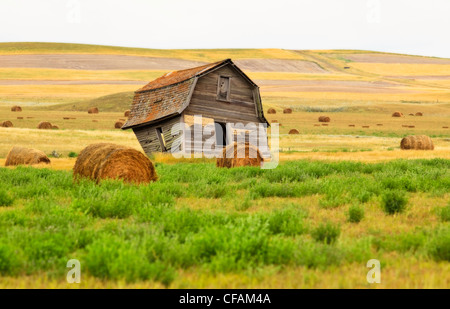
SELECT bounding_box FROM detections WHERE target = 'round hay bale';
[400,135,434,150]
[409,113,415,116]
[5,146,50,166]
[443,126,448,129]
[392,111,403,117]
[283,108,292,114]
[362,126,370,128]
[17,117,23,120]
[415,112,423,116]
[408,125,415,128]
[11,106,22,112]
[216,142,263,168]
[73,143,157,184]
[88,107,99,114]
[288,129,299,134]
[318,116,330,122]
[115,121,124,129]
[1,121,13,127]
[63,117,70,120]
[348,124,355,127]
[267,108,276,114]
[124,110,130,117]
[52,125,59,130]
[92,120,98,122]
[26,117,34,119]
[377,124,383,126]
[37,121,52,129]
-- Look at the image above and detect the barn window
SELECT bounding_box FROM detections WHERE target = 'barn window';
[217,76,231,102]
[155,127,167,152]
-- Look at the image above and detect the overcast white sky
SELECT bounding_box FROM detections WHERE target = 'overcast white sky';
[1,0,449,58]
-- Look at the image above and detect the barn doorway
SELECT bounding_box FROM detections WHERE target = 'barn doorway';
[214,122,227,148]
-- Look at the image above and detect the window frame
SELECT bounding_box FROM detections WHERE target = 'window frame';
[216,76,231,102]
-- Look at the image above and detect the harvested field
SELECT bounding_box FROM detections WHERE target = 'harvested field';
[342,53,450,64]
[73,143,157,184]
[234,59,327,73]
[4,146,50,166]
[0,54,206,70]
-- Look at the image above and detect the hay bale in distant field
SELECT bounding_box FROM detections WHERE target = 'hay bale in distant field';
[88,107,99,114]
[321,123,328,126]
[443,126,448,129]
[377,124,383,126]
[415,112,423,116]
[37,121,52,129]
[314,124,321,127]
[267,108,276,114]
[362,125,369,128]
[92,120,98,122]
[5,146,50,166]
[11,106,22,112]
[392,111,403,117]
[73,143,157,184]
[400,135,434,150]
[402,125,409,127]
[283,108,292,114]
[409,113,415,116]
[318,116,330,122]
[27,117,34,119]
[216,142,263,168]
[63,117,70,120]
[115,121,124,129]
[408,125,415,128]
[289,129,299,134]
[52,125,59,129]
[1,121,13,127]
[348,124,355,127]
[17,117,23,119]
[124,110,130,117]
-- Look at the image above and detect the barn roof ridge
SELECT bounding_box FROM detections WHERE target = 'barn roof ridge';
[135,58,232,93]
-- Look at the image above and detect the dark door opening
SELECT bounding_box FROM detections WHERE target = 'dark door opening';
[214,122,227,148]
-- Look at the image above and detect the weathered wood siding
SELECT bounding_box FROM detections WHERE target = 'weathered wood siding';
[133,116,182,155]
[183,64,260,124]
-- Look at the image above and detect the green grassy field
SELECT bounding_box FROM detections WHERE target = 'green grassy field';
[0,160,449,288]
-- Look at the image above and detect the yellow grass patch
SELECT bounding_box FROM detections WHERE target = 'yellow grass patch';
[351,63,450,76]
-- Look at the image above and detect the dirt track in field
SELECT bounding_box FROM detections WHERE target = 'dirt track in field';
[342,53,450,64]
[256,79,416,93]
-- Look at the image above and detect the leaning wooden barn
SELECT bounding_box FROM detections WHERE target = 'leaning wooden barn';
[122,59,270,158]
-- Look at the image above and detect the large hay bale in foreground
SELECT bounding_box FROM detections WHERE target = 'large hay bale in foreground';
[392,111,403,117]
[318,116,330,122]
[73,143,157,184]
[267,108,276,114]
[5,146,51,166]
[124,110,130,117]
[114,121,124,129]
[37,121,52,129]
[216,142,263,168]
[289,129,299,134]
[1,121,13,127]
[11,106,22,112]
[283,108,292,114]
[88,107,99,114]
[400,135,434,150]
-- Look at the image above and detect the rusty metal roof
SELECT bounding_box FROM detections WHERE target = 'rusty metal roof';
[122,59,263,130]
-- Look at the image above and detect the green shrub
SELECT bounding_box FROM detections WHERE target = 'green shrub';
[0,243,21,275]
[347,205,364,223]
[68,151,78,158]
[438,205,450,222]
[0,190,14,207]
[311,222,340,244]
[381,190,408,215]
[428,230,450,262]
[265,208,307,236]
